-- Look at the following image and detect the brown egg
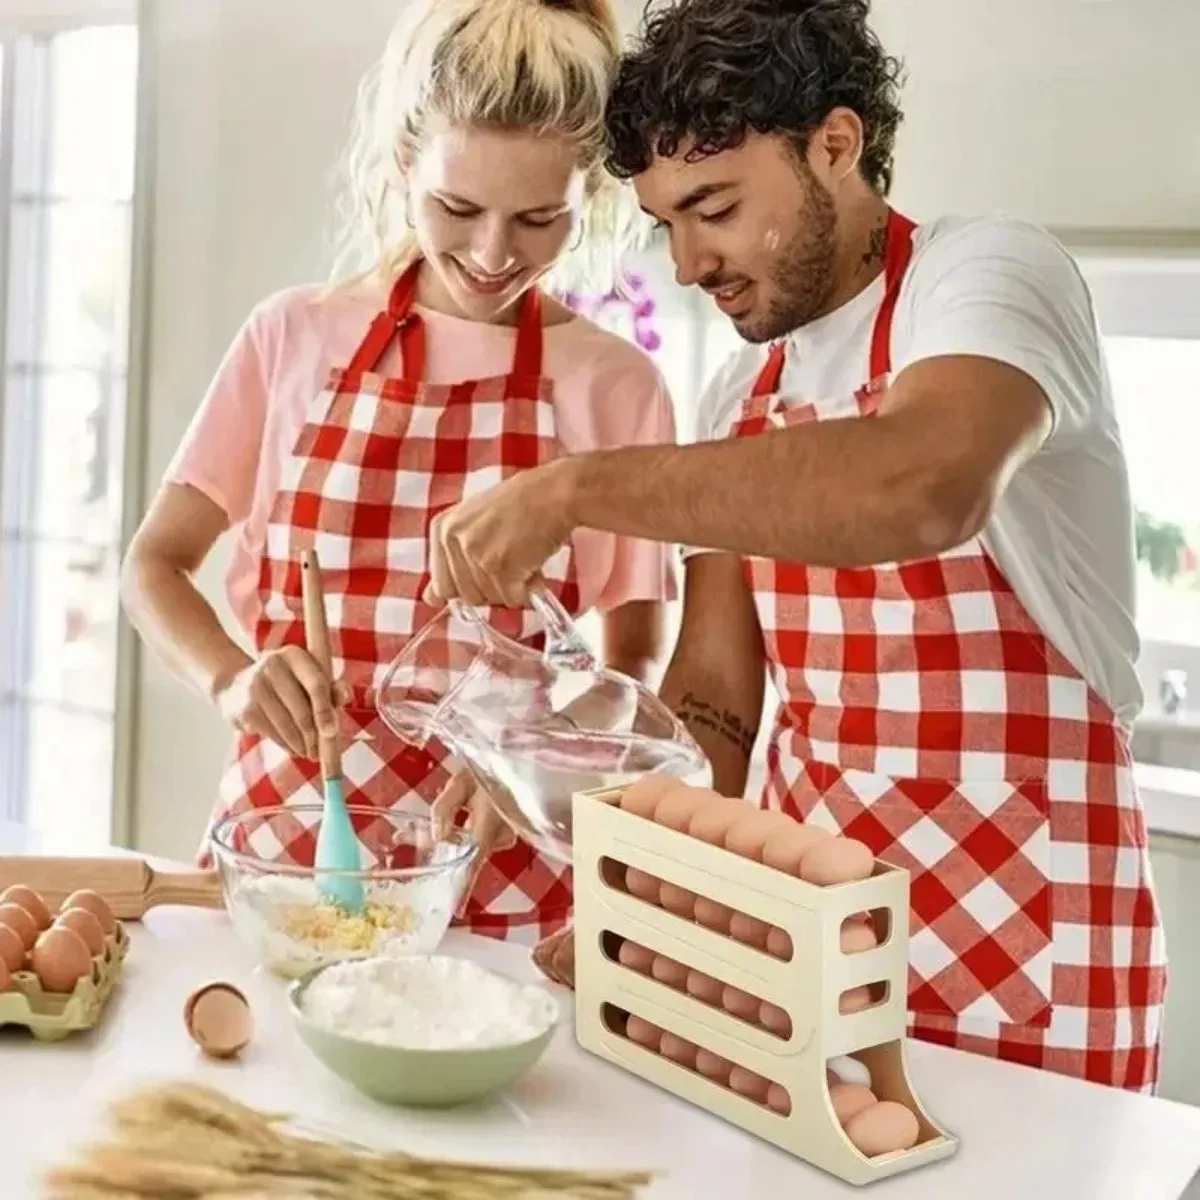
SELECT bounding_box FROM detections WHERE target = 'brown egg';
[723,810,780,860]
[729,1066,772,1104]
[766,926,793,959]
[660,1032,698,1068]
[658,883,696,919]
[844,1100,921,1156]
[0,885,52,931]
[653,788,706,833]
[0,903,38,951]
[695,1048,733,1084]
[31,926,94,993]
[829,1081,879,1125]
[767,1083,792,1115]
[760,1002,793,1038]
[722,983,764,1023]
[0,958,11,993]
[693,897,733,935]
[620,775,679,818]
[61,890,116,936]
[625,1016,663,1051]
[650,954,689,991]
[800,838,875,887]
[729,911,771,950]
[55,908,107,957]
[625,868,661,905]
[617,941,655,975]
[841,916,878,954]
[685,969,726,1006]
[840,986,873,1014]
[760,823,832,876]
[687,797,746,845]
[184,982,254,1059]
[0,924,25,972]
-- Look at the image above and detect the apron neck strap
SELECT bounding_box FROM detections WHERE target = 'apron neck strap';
[512,286,543,377]
[346,260,544,383]
[751,341,787,397]
[868,208,917,379]
[345,260,426,382]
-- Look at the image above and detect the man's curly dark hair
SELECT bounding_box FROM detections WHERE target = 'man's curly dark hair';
[604,0,905,195]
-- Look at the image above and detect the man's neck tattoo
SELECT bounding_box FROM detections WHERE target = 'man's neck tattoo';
[860,220,888,270]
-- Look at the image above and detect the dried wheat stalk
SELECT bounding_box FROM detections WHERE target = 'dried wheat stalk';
[42,1082,657,1200]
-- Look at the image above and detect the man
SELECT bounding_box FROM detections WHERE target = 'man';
[426,0,1167,1092]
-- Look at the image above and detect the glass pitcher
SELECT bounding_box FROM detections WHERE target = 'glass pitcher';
[377,589,712,864]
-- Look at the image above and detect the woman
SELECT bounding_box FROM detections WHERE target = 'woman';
[120,0,676,944]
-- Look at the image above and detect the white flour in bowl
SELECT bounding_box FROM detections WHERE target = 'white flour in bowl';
[299,955,559,1050]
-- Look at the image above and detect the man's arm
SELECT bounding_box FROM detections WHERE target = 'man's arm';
[557,353,1052,567]
[659,554,766,797]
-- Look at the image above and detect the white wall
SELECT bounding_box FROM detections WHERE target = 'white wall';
[862,0,1200,234]
[131,0,400,856]
[129,0,1200,858]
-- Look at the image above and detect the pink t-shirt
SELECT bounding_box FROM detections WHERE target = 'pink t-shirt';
[167,283,678,636]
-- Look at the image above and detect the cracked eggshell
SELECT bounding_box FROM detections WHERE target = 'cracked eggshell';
[184,982,254,1060]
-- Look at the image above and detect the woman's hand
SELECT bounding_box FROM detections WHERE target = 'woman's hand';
[430,769,518,917]
[533,925,575,989]
[214,646,342,760]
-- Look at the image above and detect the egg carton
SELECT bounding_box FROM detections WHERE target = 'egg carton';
[0,923,129,1041]
[571,787,958,1188]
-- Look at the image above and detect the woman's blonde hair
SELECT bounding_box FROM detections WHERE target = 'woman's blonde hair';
[329,0,631,293]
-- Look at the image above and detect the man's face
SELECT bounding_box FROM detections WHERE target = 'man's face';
[633,132,838,343]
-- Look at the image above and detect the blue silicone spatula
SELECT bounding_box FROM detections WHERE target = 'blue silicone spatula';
[300,550,365,913]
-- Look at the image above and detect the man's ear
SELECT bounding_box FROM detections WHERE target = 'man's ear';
[807,106,864,188]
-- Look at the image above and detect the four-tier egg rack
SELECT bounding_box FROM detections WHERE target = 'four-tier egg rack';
[570,786,958,1187]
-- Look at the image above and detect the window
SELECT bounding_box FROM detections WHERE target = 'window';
[1105,335,1200,650]
[1084,257,1200,768]
[0,12,140,845]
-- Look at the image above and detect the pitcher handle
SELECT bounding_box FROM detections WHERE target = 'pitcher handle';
[530,586,596,670]
[448,587,597,670]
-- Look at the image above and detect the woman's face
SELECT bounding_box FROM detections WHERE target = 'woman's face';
[406,122,587,322]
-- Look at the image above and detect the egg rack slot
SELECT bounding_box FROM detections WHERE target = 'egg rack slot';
[571,786,958,1188]
[0,922,129,1041]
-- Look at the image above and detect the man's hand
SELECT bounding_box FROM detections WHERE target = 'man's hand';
[424,459,576,608]
[430,769,518,917]
[533,925,575,989]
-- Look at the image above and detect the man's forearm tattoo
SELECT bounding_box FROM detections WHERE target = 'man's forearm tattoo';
[675,692,756,758]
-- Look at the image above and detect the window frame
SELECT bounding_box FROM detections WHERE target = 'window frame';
[0,0,149,844]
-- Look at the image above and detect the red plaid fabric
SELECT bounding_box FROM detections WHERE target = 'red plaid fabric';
[735,209,1167,1091]
[200,262,577,944]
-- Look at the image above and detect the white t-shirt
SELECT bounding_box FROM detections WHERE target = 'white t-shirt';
[689,214,1143,726]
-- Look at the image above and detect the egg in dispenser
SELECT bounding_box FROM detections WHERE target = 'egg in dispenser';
[570,777,958,1187]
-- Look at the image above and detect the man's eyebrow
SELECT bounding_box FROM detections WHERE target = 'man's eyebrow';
[674,181,737,213]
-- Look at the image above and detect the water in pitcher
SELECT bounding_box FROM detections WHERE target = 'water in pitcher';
[458,724,712,865]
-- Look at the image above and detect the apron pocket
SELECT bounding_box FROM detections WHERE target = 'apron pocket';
[797,764,1054,1029]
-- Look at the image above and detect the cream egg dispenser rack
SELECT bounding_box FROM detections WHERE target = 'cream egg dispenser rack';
[571,779,959,1188]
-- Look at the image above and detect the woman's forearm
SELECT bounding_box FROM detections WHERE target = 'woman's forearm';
[120,553,251,702]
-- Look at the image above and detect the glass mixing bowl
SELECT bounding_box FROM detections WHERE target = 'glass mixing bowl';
[209,806,478,979]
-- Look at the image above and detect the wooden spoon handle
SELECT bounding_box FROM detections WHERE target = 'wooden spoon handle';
[300,549,342,780]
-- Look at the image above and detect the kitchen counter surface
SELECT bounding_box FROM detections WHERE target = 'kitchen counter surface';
[3,823,1200,1198]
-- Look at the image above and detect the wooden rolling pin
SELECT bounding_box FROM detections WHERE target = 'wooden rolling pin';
[0,856,223,919]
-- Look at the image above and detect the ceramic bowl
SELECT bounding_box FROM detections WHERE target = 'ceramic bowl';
[287,957,560,1107]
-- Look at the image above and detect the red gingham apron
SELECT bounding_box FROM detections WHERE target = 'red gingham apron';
[734,209,1167,1091]
[201,262,577,943]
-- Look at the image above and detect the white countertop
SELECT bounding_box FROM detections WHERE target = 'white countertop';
[1,827,1199,1199]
